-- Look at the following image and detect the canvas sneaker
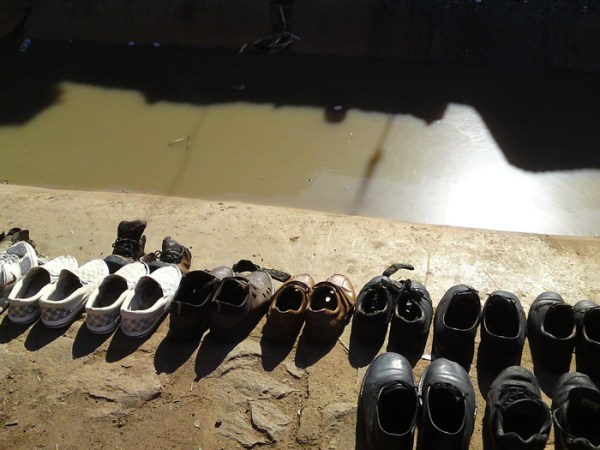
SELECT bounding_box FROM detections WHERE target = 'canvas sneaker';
[0,241,39,297]
[39,259,110,328]
[7,255,78,324]
[85,262,149,334]
[120,265,182,338]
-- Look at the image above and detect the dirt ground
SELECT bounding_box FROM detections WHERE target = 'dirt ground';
[0,184,598,449]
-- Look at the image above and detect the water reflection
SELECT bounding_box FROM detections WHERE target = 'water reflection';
[1,82,599,236]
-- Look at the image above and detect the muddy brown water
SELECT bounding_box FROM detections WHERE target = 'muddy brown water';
[2,45,600,236]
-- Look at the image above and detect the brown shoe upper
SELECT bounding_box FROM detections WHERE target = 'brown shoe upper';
[209,271,273,335]
[263,274,315,342]
[304,274,356,343]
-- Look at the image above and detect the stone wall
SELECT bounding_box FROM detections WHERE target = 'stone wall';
[2,0,600,72]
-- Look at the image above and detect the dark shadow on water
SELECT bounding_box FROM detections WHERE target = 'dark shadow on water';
[2,41,600,172]
[24,320,66,351]
[0,315,35,343]
[72,322,114,359]
[259,334,295,372]
[154,333,203,374]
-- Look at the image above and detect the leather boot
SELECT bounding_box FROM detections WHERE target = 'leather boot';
[104,219,147,272]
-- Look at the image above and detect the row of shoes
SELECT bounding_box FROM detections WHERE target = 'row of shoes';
[2,223,599,386]
[359,352,600,450]
[340,267,600,384]
[2,221,193,337]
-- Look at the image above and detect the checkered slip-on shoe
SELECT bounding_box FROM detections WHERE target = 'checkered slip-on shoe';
[85,262,149,334]
[39,259,109,329]
[8,255,78,324]
[120,265,182,338]
[0,242,39,297]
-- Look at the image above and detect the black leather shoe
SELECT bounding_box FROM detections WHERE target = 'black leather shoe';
[527,291,576,373]
[484,366,551,450]
[431,284,481,371]
[552,371,600,450]
[388,279,432,363]
[358,352,418,450]
[478,291,527,373]
[352,276,398,345]
[417,358,476,450]
[168,267,233,341]
[574,300,600,383]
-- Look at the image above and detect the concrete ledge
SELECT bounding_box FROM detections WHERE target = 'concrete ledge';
[1,184,598,307]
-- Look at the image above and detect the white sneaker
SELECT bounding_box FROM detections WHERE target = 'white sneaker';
[39,259,110,328]
[120,265,182,338]
[8,255,78,324]
[85,262,149,334]
[0,241,38,297]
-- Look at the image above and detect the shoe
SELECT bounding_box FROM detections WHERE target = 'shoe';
[147,236,192,275]
[120,265,182,338]
[484,366,551,450]
[431,284,481,371]
[209,270,273,342]
[85,261,149,334]
[167,266,233,341]
[478,291,527,373]
[0,228,36,253]
[7,255,78,324]
[352,276,398,345]
[358,352,418,450]
[574,300,600,383]
[388,279,433,360]
[304,274,356,343]
[0,241,39,296]
[263,274,314,343]
[527,291,576,373]
[39,259,110,328]
[417,358,477,450]
[552,372,600,450]
[104,219,147,273]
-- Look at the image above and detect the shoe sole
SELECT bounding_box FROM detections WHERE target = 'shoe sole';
[86,316,120,335]
[41,302,86,329]
[8,308,40,325]
[120,314,164,339]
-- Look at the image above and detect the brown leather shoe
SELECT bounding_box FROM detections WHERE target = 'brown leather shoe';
[209,270,273,342]
[147,236,192,275]
[304,274,356,343]
[263,274,315,343]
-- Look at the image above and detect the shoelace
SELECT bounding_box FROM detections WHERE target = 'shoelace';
[156,248,183,264]
[498,384,539,408]
[112,238,140,258]
[0,253,19,264]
